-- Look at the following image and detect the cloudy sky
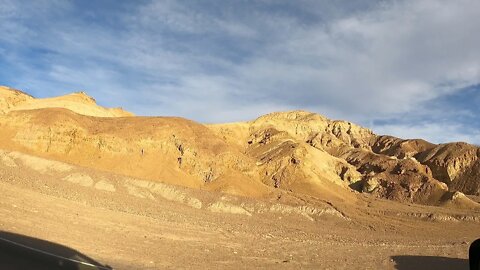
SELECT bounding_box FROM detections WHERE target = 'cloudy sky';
[0,0,479,144]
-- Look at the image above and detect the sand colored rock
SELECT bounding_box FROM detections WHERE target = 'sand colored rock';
[7,150,74,173]
[1,87,480,208]
[0,107,267,197]
[373,137,480,196]
[371,135,435,159]
[0,86,34,114]
[440,191,480,210]
[415,143,479,190]
[210,110,454,205]
[341,148,448,204]
[63,173,95,187]
[0,86,133,117]
[1,87,480,269]
[249,110,375,151]
[245,126,362,201]
[94,179,116,192]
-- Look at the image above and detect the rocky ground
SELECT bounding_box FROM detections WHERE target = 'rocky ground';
[0,150,479,269]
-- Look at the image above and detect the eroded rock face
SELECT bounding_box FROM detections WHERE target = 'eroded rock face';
[0,109,264,196]
[210,111,453,205]
[414,143,480,195]
[369,135,480,195]
[363,178,379,193]
[415,143,477,182]
[245,113,368,192]
[250,111,375,152]
[0,86,34,114]
[2,87,480,207]
[371,136,435,159]
[246,126,362,194]
[370,137,480,196]
[341,148,448,204]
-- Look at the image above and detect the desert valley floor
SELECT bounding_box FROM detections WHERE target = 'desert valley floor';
[0,150,479,269]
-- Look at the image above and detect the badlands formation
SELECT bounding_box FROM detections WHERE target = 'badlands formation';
[1,85,480,269]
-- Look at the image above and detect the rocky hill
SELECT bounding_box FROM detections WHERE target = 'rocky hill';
[209,111,454,206]
[1,86,479,209]
[0,86,133,117]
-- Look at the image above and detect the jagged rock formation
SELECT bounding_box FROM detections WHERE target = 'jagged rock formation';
[414,143,480,195]
[340,149,447,204]
[245,125,362,201]
[210,111,454,205]
[371,135,435,159]
[368,136,480,196]
[1,86,479,208]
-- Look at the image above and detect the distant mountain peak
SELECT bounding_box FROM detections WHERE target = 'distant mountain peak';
[0,85,133,117]
[68,91,97,104]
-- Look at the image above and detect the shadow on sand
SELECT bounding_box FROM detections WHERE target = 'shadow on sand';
[0,231,112,270]
[392,255,468,270]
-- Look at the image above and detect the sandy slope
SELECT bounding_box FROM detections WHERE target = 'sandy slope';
[0,86,132,117]
[0,149,479,269]
[0,108,273,198]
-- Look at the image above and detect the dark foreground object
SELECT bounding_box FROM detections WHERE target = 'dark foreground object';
[0,231,111,270]
[391,255,468,270]
[471,239,480,270]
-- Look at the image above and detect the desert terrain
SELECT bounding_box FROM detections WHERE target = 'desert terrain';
[1,86,479,269]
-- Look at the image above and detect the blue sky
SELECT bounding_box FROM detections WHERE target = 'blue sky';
[0,0,479,144]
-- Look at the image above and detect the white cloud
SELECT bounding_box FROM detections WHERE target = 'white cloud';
[1,0,479,144]
[113,0,480,126]
[226,0,480,119]
[372,122,480,145]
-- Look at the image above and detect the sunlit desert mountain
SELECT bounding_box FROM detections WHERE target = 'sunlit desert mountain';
[0,85,133,117]
[2,85,480,269]
[0,86,479,209]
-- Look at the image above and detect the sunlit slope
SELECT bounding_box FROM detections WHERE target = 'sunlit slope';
[209,111,480,207]
[1,86,479,207]
[0,86,34,114]
[0,108,272,196]
[0,86,133,117]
